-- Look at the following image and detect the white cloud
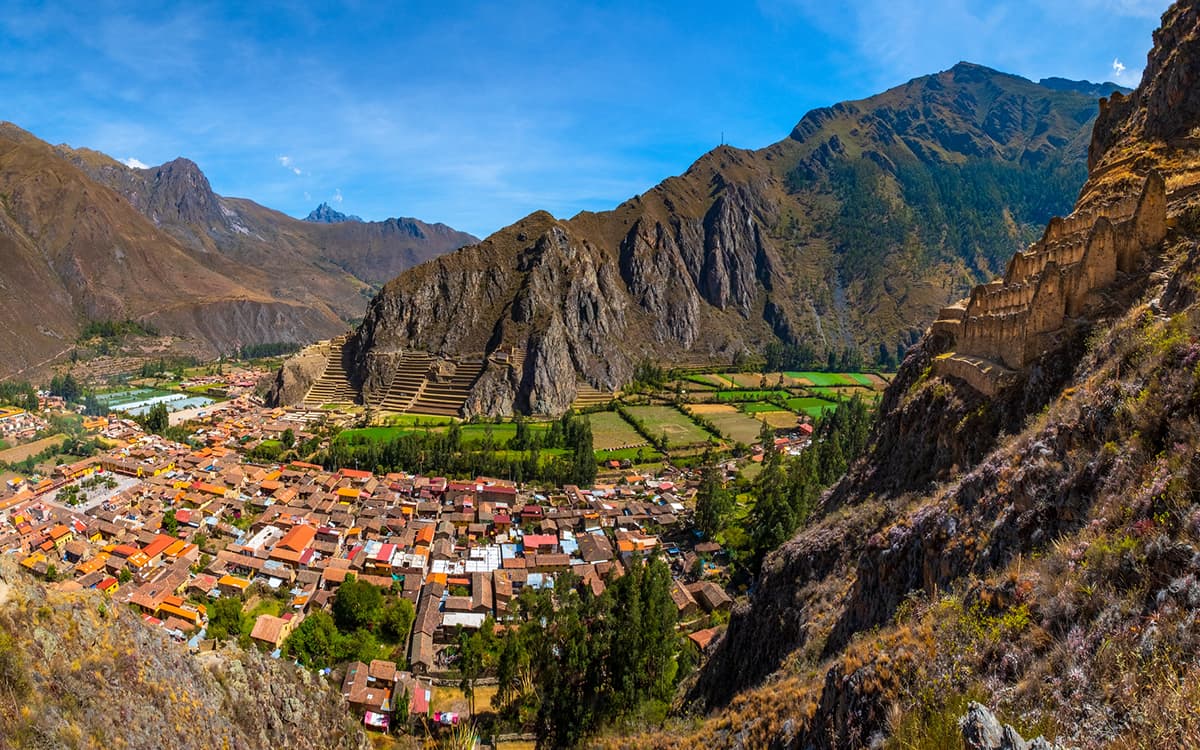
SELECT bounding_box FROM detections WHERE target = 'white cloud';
[1112,57,1127,75]
[278,154,302,174]
[121,156,149,169]
[332,188,344,204]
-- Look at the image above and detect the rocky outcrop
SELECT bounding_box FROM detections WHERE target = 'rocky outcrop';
[265,341,332,407]
[0,558,367,750]
[960,703,1065,750]
[342,66,1118,415]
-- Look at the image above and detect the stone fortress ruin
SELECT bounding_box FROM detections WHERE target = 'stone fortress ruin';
[930,171,1168,395]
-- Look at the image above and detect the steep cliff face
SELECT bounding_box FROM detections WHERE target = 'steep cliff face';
[608,5,1200,748]
[346,66,1121,416]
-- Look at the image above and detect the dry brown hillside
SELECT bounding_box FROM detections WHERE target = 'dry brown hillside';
[0,557,367,749]
[0,125,475,378]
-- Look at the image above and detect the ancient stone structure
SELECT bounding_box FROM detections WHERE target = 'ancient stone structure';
[931,171,1167,394]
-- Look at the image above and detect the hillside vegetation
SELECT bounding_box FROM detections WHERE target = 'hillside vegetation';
[604,3,1200,748]
[0,559,367,750]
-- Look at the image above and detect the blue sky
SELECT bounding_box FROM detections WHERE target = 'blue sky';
[0,0,1168,238]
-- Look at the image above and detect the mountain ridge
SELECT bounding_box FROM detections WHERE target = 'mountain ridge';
[0,124,476,377]
[331,62,1125,416]
[611,3,1200,747]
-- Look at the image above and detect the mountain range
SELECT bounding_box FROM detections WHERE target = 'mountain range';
[616,2,1200,746]
[0,128,476,378]
[340,64,1129,416]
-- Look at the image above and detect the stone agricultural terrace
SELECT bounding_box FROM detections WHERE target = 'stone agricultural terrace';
[930,171,1167,395]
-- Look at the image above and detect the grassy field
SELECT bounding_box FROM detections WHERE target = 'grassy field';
[335,426,421,445]
[457,422,549,446]
[0,434,67,464]
[742,401,786,413]
[625,405,712,447]
[587,411,647,451]
[758,410,802,429]
[381,413,456,427]
[595,446,664,463]
[689,405,768,444]
[784,371,861,387]
[787,396,839,418]
[336,421,551,447]
[714,390,788,403]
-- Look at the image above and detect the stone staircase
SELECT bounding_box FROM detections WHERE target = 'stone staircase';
[571,381,617,410]
[407,359,485,417]
[302,336,358,407]
[373,351,435,412]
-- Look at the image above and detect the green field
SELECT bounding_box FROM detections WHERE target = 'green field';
[625,405,713,447]
[787,396,839,418]
[457,422,549,446]
[335,426,421,445]
[784,371,860,387]
[742,402,786,413]
[336,420,552,448]
[595,446,664,463]
[588,411,647,451]
[382,413,455,427]
[714,390,788,403]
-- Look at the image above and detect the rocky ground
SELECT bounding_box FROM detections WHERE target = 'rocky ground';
[0,558,368,750]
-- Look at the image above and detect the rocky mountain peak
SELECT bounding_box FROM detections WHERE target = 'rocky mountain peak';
[304,202,363,223]
[138,156,225,227]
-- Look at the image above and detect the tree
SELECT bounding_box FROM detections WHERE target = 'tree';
[281,428,295,448]
[457,627,484,716]
[117,569,132,584]
[332,574,383,632]
[284,611,340,668]
[380,598,415,642]
[140,402,170,435]
[207,596,244,641]
[694,464,732,539]
[162,508,178,535]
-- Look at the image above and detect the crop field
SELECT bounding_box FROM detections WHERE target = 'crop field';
[588,411,646,451]
[741,401,786,413]
[457,422,550,446]
[714,389,789,403]
[624,405,712,447]
[0,434,67,464]
[688,404,767,444]
[595,446,663,463]
[787,396,839,418]
[782,371,858,387]
[687,402,736,415]
[381,413,455,427]
[688,373,737,388]
[758,410,801,429]
[336,421,551,447]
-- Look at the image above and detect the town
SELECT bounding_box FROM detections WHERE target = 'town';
[0,391,752,742]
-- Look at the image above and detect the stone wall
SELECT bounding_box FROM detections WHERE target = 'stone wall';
[932,171,1166,389]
